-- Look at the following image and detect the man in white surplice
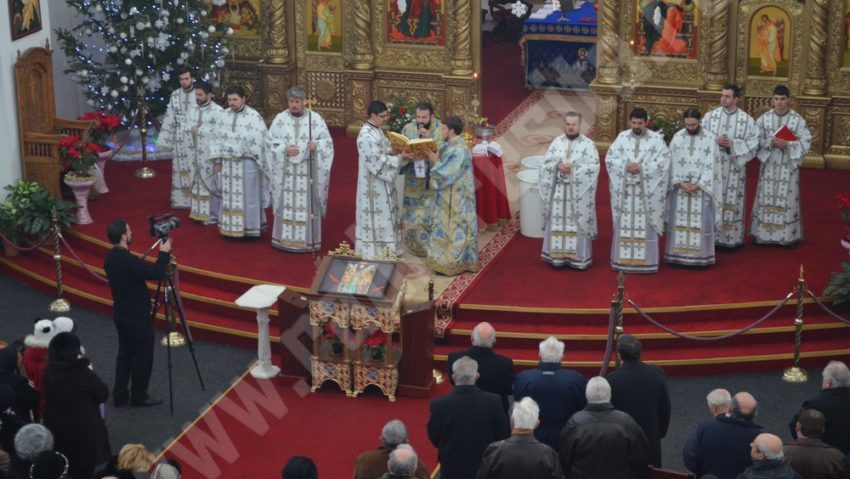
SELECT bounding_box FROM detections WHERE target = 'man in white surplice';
[355,101,415,259]
[265,86,334,252]
[664,108,723,267]
[751,84,812,246]
[188,81,224,226]
[606,108,671,274]
[539,111,600,269]
[159,67,199,210]
[208,85,269,238]
[702,83,759,248]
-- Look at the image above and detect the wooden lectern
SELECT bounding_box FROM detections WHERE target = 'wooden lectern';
[276,288,311,386]
[398,300,436,398]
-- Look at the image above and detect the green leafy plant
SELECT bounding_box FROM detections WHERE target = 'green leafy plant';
[3,181,77,239]
[0,200,20,245]
[646,114,679,144]
[824,262,850,306]
[386,98,418,134]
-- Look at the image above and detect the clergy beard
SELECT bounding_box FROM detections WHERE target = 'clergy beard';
[631,128,645,136]
[686,127,700,136]
[566,133,580,140]
[198,100,211,108]
[291,110,304,118]
[233,105,246,113]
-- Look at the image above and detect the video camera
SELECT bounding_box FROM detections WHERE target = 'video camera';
[148,214,181,239]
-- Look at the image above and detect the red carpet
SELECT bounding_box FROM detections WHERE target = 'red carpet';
[161,372,447,479]
[481,34,531,126]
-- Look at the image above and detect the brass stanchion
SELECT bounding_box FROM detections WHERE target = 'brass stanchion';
[134,87,156,179]
[614,271,625,367]
[783,265,808,383]
[48,208,70,313]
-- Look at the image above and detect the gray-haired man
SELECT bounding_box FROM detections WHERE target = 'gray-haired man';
[353,419,430,479]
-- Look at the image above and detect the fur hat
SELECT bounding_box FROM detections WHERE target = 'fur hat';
[14,424,54,462]
[52,317,75,334]
[24,319,57,349]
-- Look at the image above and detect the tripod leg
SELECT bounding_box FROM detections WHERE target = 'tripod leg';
[168,276,206,391]
[165,286,175,416]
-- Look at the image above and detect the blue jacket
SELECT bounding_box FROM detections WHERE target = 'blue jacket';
[514,362,586,450]
[683,414,764,479]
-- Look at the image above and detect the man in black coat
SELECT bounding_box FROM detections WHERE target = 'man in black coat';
[104,219,171,407]
[607,334,671,467]
[447,322,514,414]
[683,391,764,479]
[788,360,850,454]
[559,376,649,479]
[428,356,510,479]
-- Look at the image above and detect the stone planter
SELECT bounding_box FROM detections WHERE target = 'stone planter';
[63,172,98,225]
[93,149,114,194]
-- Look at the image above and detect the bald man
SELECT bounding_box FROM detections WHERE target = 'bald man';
[447,322,515,414]
[735,433,800,479]
[684,392,763,479]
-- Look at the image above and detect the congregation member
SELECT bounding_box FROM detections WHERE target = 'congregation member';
[606,107,671,273]
[7,424,54,479]
[427,356,510,479]
[400,101,442,257]
[702,83,759,248]
[0,384,25,456]
[422,115,479,275]
[539,111,600,269]
[751,84,812,246]
[513,336,586,451]
[706,388,732,417]
[784,409,849,479]
[353,420,429,479]
[159,67,199,210]
[355,101,413,259]
[23,319,56,420]
[683,391,763,479]
[559,376,649,479]
[281,456,318,479]
[789,360,850,454]
[0,340,38,422]
[265,86,334,253]
[664,108,722,267]
[447,322,514,414]
[475,397,563,479]
[187,80,224,226]
[736,433,800,479]
[383,445,419,479]
[209,85,269,238]
[607,335,671,467]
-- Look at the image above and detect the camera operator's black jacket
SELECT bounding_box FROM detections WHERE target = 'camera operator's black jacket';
[104,247,171,322]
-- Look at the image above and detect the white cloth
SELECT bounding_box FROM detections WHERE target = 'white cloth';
[702,107,759,247]
[750,109,812,245]
[539,134,600,269]
[355,122,403,260]
[265,110,334,252]
[605,129,670,273]
[188,101,224,225]
[664,127,722,266]
[208,106,269,238]
[159,87,200,209]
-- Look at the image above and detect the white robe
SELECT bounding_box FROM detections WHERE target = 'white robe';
[208,106,269,238]
[265,110,334,252]
[539,134,600,269]
[606,129,671,273]
[702,107,759,248]
[188,101,224,225]
[355,122,403,260]
[664,127,723,266]
[159,87,200,209]
[751,109,812,245]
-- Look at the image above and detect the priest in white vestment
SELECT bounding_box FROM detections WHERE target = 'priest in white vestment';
[539,111,600,269]
[702,84,759,248]
[355,101,415,259]
[751,85,812,246]
[400,102,442,257]
[265,86,334,252]
[158,67,200,210]
[664,108,723,267]
[208,85,269,238]
[606,108,671,273]
[188,81,224,225]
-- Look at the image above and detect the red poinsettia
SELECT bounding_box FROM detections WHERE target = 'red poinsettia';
[78,111,122,148]
[838,193,850,227]
[59,135,101,177]
[321,323,340,342]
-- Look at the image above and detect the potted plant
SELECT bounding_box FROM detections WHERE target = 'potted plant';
[647,114,679,145]
[386,98,418,134]
[79,111,122,194]
[3,180,76,244]
[60,135,102,225]
[0,200,20,256]
[362,330,388,362]
[322,323,344,357]
[824,192,850,307]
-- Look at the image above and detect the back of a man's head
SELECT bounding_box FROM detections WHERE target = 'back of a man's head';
[731,392,758,421]
[797,409,826,439]
[387,444,418,477]
[538,336,564,364]
[586,376,612,404]
[381,419,408,448]
[706,388,731,416]
[281,456,317,479]
[512,397,540,430]
[617,335,642,362]
[452,356,479,386]
[471,322,496,348]
[752,433,783,461]
[822,360,850,389]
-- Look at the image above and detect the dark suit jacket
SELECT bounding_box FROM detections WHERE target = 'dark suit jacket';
[447,346,515,413]
[789,386,850,454]
[428,385,511,479]
[475,433,563,479]
[607,360,671,467]
[104,247,170,323]
[683,414,763,479]
[514,362,586,451]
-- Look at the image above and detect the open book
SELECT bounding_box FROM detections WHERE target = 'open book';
[387,131,437,158]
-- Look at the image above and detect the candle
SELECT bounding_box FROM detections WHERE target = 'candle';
[473,72,479,81]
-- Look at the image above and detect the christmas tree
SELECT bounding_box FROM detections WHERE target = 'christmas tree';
[56,0,232,122]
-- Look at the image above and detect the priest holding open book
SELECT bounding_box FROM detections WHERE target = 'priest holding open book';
[751,84,812,246]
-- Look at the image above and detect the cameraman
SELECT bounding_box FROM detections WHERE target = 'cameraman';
[104,219,171,407]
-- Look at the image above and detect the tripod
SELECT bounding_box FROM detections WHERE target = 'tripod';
[148,242,206,415]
